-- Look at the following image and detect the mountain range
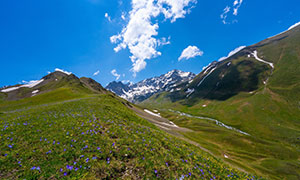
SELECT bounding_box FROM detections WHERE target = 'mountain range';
[106,69,195,103]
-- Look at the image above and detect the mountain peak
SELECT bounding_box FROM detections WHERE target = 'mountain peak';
[1,70,106,101]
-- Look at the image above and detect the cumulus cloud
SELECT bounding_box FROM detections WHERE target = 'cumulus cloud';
[111,0,197,76]
[178,45,203,61]
[221,0,243,24]
[93,70,100,76]
[218,46,246,62]
[111,69,121,80]
[105,13,112,22]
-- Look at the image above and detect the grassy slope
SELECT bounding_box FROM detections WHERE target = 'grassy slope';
[0,92,261,179]
[140,28,300,179]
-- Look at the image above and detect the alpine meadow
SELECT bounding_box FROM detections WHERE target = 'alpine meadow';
[0,0,299,179]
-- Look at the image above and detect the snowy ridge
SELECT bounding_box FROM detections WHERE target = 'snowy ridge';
[106,70,195,103]
[268,21,300,39]
[218,46,246,62]
[55,68,72,75]
[1,79,44,93]
[185,88,195,97]
[197,67,217,87]
[288,21,300,30]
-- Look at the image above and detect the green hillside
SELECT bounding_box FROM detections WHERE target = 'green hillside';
[140,26,300,179]
[0,74,261,179]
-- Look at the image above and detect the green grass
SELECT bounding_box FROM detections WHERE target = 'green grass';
[0,93,262,179]
[0,87,88,112]
[141,89,300,180]
[140,26,300,180]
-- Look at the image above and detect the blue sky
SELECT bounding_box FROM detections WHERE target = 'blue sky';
[0,0,299,87]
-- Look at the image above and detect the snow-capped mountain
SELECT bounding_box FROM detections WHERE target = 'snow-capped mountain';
[106,69,195,103]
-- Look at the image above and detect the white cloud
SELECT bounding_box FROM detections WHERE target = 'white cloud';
[111,69,121,80]
[121,12,126,20]
[220,6,231,24]
[111,0,197,75]
[218,46,246,62]
[93,70,100,76]
[233,0,243,16]
[105,13,112,22]
[221,0,243,24]
[178,45,203,61]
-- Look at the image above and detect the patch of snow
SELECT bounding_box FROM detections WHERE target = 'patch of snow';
[203,66,211,74]
[169,121,179,128]
[21,79,44,88]
[1,87,20,93]
[227,62,231,66]
[202,104,207,107]
[1,79,44,93]
[144,109,162,118]
[288,22,300,30]
[55,68,72,75]
[185,88,195,97]
[251,51,274,68]
[32,90,39,94]
[224,154,228,158]
[218,46,246,62]
[178,71,191,78]
[197,67,217,87]
[160,122,178,128]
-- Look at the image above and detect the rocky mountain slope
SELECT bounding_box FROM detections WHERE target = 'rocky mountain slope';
[106,69,195,103]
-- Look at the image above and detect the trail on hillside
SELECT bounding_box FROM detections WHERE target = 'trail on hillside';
[128,105,251,174]
[128,106,215,153]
